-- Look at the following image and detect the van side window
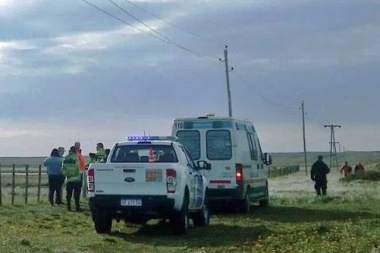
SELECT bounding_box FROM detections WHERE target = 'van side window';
[247,133,258,161]
[257,139,264,161]
[176,130,200,160]
[206,130,232,160]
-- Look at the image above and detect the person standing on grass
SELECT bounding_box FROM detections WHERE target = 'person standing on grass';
[57,146,66,203]
[74,141,86,172]
[311,155,330,196]
[43,148,64,206]
[62,146,84,212]
[354,162,365,175]
[340,161,352,177]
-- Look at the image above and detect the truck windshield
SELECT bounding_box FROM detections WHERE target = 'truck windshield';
[110,145,178,163]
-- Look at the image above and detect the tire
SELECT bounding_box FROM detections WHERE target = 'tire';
[170,195,190,235]
[259,183,269,207]
[240,193,251,214]
[193,195,210,227]
[93,208,112,234]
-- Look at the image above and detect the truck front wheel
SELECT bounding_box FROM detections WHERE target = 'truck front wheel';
[193,195,210,227]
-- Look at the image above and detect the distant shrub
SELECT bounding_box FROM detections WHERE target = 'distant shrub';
[340,171,380,182]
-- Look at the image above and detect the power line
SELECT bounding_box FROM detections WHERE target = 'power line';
[122,0,224,47]
[81,0,220,63]
[233,70,299,116]
[80,0,163,41]
[108,0,219,63]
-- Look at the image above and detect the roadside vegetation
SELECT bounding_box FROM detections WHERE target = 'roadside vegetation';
[0,154,379,252]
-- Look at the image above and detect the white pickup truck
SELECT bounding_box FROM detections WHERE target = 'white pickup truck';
[87,136,211,235]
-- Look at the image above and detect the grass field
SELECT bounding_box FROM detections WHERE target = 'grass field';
[0,154,379,252]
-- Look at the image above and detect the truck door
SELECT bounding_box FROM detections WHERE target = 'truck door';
[179,145,202,210]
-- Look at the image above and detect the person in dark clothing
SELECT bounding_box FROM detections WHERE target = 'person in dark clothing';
[354,162,365,175]
[43,148,64,205]
[310,155,330,196]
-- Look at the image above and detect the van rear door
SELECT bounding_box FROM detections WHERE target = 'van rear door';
[202,129,236,189]
[175,128,236,189]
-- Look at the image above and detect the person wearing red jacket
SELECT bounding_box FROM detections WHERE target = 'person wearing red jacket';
[340,161,352,177]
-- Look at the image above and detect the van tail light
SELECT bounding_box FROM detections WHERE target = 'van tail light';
[87,167,95,192]
[166,169,177,193]
[236,163,243,183]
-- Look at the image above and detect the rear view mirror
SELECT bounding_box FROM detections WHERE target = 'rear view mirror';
[196,160,211,170]
[263,153,272,165]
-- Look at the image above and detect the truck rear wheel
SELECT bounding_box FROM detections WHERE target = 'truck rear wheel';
[93,208,112,234]
[170,196,189,235]
[193,196,210,227]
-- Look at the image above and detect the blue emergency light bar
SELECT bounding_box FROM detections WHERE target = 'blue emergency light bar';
[127,136,178,142]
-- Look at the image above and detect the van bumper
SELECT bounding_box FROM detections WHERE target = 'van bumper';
[208,187,244,202]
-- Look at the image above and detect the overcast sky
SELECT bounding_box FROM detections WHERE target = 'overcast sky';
[0,0,379,157]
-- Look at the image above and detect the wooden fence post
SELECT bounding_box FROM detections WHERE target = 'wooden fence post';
[11,164,15,205]
[37,164,42,203]
[0,163,2,206]
[25,165,29,204]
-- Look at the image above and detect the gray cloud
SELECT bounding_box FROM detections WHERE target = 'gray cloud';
[0,0,379,155]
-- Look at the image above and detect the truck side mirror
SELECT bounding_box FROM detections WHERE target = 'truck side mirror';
[196,160,211,170]
[263,153,272,165]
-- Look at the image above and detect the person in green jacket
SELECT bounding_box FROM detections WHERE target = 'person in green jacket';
[87,143,107,169]
[89,142,106,163]
[62,146,84,212]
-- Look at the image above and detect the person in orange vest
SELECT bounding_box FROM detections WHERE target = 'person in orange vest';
[74,141,86,193]
[340,161,352,177]
[74,141,86,172]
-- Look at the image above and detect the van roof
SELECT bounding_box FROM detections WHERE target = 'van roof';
[173,116,253,124]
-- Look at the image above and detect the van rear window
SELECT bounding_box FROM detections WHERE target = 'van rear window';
[206,130,232,160]
[176,130,200,160]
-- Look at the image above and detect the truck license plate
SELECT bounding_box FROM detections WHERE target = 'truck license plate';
[121,199,142,206]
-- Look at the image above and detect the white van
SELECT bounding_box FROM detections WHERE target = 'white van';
[172,114,272,213]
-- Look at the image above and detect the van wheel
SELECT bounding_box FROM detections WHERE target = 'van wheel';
[93,208,112,234]
[259,183,269,207]
[240,194,251,214]
[170,196,190,235]
[193,196,210,227]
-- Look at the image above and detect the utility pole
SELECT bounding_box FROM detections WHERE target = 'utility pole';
[220,45,233,117]
[300,101,307,175]
[324,124,341,170]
